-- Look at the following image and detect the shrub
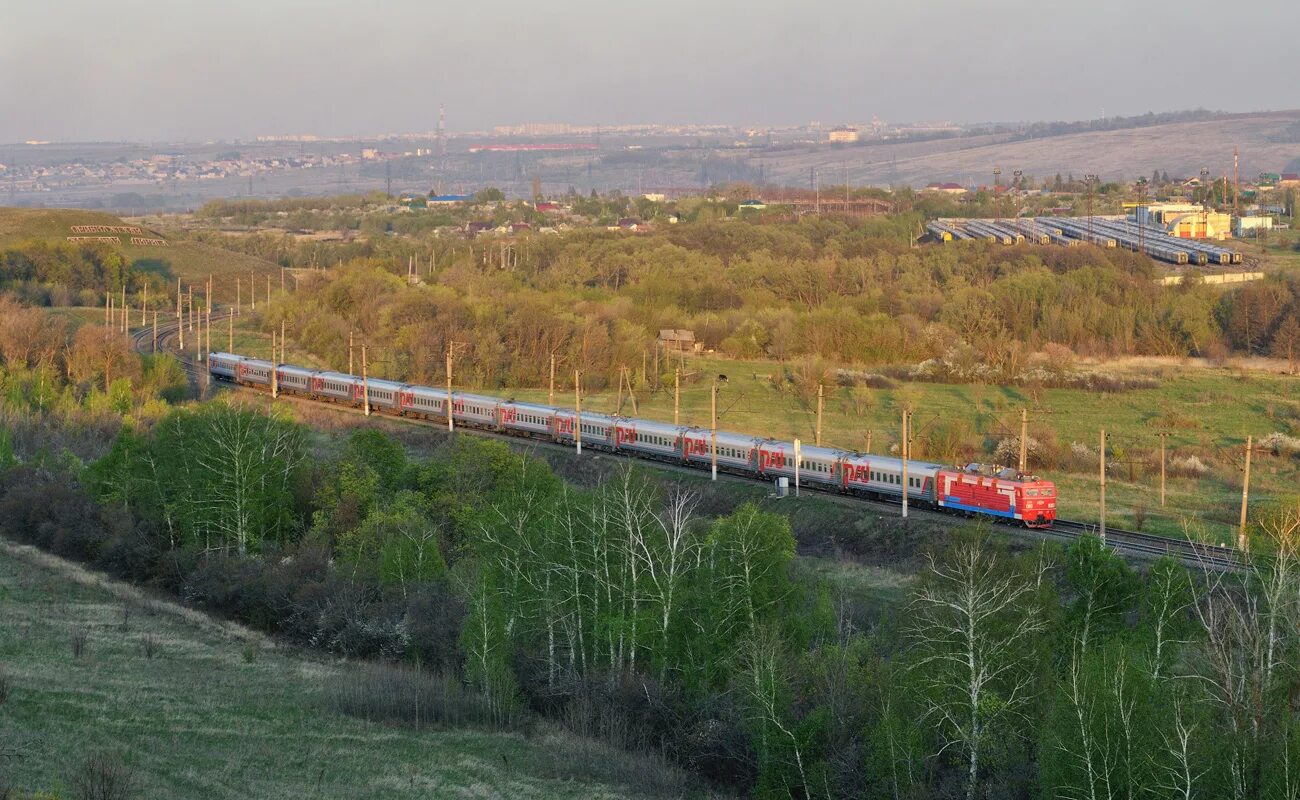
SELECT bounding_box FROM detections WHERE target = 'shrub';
[1260,432,1300,458]
[0,671,10,706]
[993,436,1044,471]
[69,752,136,800]
[140,635,159,660]
[1168,455,1210,478]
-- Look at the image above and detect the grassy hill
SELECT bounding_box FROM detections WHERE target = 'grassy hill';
[0,207,280,294]
[0,539,696,799]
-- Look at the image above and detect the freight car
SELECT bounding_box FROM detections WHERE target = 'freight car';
[210,353,1057,528]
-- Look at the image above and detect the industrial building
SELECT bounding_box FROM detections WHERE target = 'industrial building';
[1133,202,1232,240]
[1234,216,1274,236]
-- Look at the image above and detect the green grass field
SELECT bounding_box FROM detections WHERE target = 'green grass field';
[0,540,699,799]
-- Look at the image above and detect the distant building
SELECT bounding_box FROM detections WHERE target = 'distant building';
[617,217,644,230]
[658,329,700,354]
[828,126,859,143]
[738,199,767,211]
[923,182,967,195]
[534,201,562,213]
[1235,216,1274,236]
[642,193,666,202]
[466,221,495,236]
[1280,174,1300,187]
[429,194,473,204]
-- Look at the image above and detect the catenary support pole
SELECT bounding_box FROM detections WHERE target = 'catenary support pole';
[574,370,582,455]
[1239,435,1252,550]
[1099,428,1107,541]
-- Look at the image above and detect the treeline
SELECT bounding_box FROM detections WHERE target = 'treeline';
[257,219,1288,389]
[0,296,187,422]
[0,239,166,307]
[5,404,1300,798]
[1219,276,1300,366]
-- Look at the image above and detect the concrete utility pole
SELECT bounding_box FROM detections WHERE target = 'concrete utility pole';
[236,278,241,316]
[207,276,212,315]
[271,332,279,399]
[793,438,802,498]
[1019,407,1029,474]
[152,311,158,353]
[120,286,126,332]
[548,353,556,406]
[362,344,370,416]
[1158,432,1168,507]
[674,368,681,426]
[228,311,233,352]
[266,274,271,305]
[901,408,911,519]
[141,283,147,327]
[1099,428,1107,541]
[710,379,719,482]
[250,272,255,312]
[446,345,455,432]
[815,383,824,447]
[348,331,354,375]
[1239,435,1253,550]
[105,292,110,325]
[177,288,185,351]
[574,370,583,455]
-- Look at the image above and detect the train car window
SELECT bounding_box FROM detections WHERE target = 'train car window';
[1026,488,1039,497]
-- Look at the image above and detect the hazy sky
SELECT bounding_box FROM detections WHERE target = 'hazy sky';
[4,0,1297,142]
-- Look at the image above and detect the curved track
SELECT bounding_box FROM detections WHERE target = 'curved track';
[133,313,1244,572]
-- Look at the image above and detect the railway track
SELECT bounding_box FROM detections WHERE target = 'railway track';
[132,316,1246,572]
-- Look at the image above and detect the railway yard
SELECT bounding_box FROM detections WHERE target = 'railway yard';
[927,215,1244,266]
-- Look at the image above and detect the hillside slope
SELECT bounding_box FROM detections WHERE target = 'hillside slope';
[0,540,685,800]
[0,206,279,288]
[762,111,1300,186]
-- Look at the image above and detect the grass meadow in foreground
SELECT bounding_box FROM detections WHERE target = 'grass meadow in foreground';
[0,540,702,800]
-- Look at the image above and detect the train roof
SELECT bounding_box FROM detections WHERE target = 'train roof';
[555,409,615,424]
[682,428,761,448]
[407,384,448,397]
[364,378,405,391]
[499,400,559,413]
[454,392,501,405]
[755,440,844,460]
[843,452,948,472]
[277,364,316,377]
[618,418,688,436]
[315,370,360,382]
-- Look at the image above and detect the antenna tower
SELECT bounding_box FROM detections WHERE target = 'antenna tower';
[437,104,446,158]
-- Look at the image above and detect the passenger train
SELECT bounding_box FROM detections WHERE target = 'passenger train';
[209,352,1058,528]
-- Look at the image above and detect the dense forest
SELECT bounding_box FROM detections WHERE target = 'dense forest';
[252,219,1300,391]
[4,397,1300,799]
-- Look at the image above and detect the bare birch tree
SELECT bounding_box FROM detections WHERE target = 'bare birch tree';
[908,532,1048,800]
